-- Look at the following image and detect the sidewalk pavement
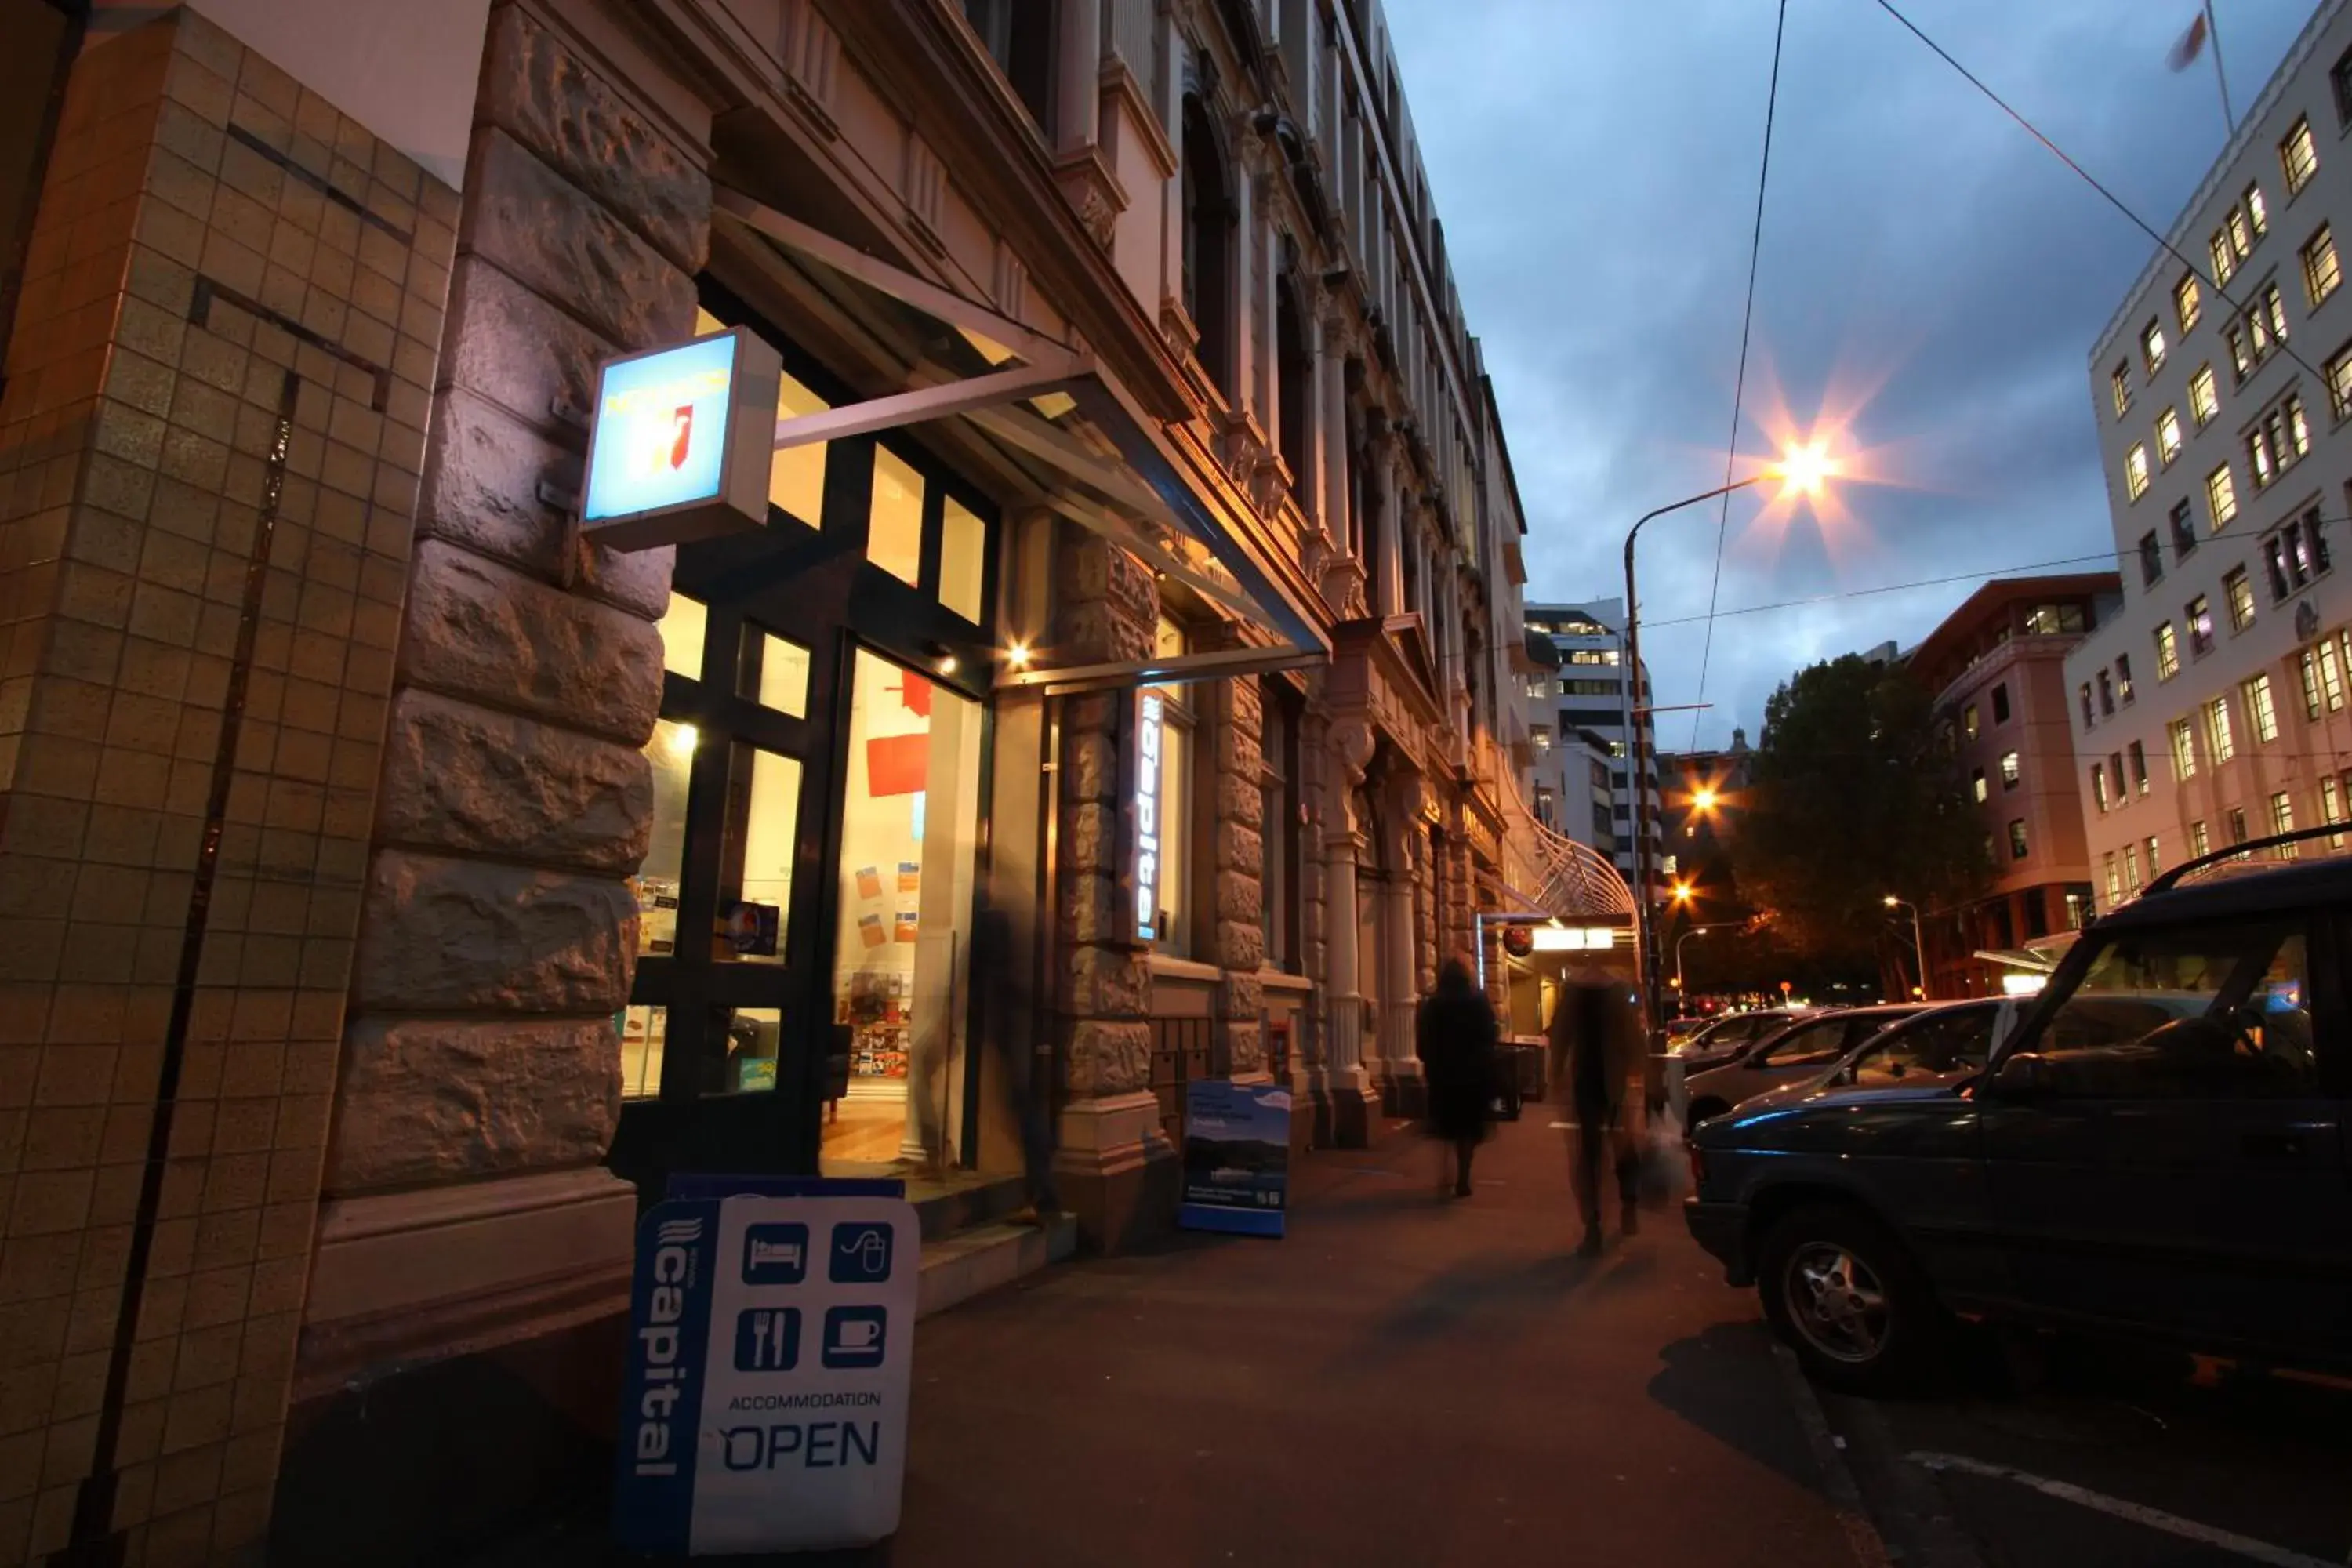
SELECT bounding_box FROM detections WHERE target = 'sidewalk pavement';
[479,1112,1864,1567]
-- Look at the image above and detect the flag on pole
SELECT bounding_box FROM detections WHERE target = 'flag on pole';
[2168,10,2209,71]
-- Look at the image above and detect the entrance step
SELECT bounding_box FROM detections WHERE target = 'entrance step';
[916,1214,1078,1319]
[905,1171,1032,1240]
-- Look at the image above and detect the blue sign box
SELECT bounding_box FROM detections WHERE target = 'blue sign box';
[580,327,782,551]
[1176,1080,1292,1237]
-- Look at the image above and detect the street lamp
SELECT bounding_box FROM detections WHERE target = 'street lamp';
[1625,442,1835,1029]
[1674,920,1743,999]
[1884,895,1929,1002]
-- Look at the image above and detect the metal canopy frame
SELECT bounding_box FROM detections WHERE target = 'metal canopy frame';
[710,188,1330,691]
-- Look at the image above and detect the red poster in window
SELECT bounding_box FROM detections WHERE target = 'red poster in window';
[865,732,931,797]
[895,671,932,720]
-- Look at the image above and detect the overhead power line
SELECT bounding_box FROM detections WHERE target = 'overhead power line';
[1634,506,2352,630]
[1872,0,2336,394]
[1688,0,1793,751]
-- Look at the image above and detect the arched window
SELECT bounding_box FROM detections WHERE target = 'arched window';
[1181,95,1235,397]
[1276,267,1312,500]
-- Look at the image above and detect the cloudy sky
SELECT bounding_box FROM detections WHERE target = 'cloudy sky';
[1387,0,2314,750]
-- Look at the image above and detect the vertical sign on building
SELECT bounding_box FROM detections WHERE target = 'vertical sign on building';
[1134,690,1164,941]
[613,1185,920,1555]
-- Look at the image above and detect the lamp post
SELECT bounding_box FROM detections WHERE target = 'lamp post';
[1624,441,1831,1030]
[1884,895,1929,1001]
[1674,920,1742,999]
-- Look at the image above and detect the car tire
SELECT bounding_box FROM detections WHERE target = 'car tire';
[1686,1098,1732,1127]
[1757,1201,1948,1396]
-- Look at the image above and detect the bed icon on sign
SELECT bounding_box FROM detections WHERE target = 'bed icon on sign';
[742,1222,808,1285]
[829,1222,893,1283]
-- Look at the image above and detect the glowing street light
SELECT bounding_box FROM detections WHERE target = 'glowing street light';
[1624,438,1838,1028]
[1773,438,1837,499]
[1692,786,1719,814]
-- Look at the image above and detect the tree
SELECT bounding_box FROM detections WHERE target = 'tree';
[1730,655,1989,974]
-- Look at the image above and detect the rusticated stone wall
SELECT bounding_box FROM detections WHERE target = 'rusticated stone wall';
[306,0,706,1348]
[1054,532,1154,1099]
[1208,661,1265,1076]
[0,9,459,1561]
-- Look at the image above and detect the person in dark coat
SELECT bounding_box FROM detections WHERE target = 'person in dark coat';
[973,907,1058,1220]
[1548,965,1649,1254]
[1417,956,1501,1198]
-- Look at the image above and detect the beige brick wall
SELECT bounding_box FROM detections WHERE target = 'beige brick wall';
[0,9,453,1563]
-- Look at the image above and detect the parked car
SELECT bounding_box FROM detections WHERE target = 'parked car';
[1684,829,2348,1394]
[1737,997,2020,1115]
[1677,1004,1926,1127]
[1666,1007,1818,1073]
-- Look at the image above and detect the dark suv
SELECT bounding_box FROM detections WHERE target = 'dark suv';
[1685,829,2350,1393]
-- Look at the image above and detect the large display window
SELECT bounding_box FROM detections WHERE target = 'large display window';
[609,281,1001,1185]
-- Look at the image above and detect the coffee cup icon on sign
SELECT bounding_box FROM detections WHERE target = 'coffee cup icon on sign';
[829,1222,894,1284]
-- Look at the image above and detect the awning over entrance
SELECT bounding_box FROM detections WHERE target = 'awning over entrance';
[1973,948,2055,973]
[711,189,1330,695]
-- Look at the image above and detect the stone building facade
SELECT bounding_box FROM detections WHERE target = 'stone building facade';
[0,0,1549,1560]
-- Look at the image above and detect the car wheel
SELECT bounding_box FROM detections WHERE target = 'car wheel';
[1686,1098,1732,1127]
[1757,1202,1947,1396]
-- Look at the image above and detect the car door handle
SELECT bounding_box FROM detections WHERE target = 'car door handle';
[2241,1131,2307,1162]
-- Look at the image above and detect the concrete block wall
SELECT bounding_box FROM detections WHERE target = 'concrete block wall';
[0,9,455,1561]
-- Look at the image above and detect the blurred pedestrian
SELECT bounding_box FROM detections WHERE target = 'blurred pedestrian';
[1550,964,1648,1254]
[1417,956,1500,1199]
[973,907,1059,1221]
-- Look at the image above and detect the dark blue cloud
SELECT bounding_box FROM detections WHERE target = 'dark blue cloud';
[1389,0,2310,747]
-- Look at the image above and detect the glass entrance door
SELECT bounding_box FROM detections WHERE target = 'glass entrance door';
[608,285,1002,1187]
[825,648,983,1170]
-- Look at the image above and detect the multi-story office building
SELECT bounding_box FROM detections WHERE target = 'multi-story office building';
[1911,575,2117,995]
[0,0,1568,1558]
[1521,599,1661,896]
[2072,0,2352,909]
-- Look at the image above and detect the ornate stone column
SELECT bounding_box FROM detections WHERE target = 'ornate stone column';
[1374,446,1405,618]
[1208,655,1267,1080]
[1051,531,1167,1248]
[1377,774,1428,1116]
[1316,718,1378,1144]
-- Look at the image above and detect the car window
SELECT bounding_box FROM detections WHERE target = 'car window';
[1756,1017,1850,1068]
[1851,1007,1997,1087]
[2025,920,2317,1098]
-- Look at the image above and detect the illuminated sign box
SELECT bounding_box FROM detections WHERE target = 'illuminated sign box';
[582,328,782,550]
[1134,691,1164,941]
[1530,926,1618,952]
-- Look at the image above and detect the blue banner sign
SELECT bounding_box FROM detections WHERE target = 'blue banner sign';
[613,1185,920,1555]
[1177,1080,1291,1236]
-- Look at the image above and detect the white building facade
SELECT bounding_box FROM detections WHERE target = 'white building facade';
[2072,0,2352,906]
[1522,599,1663,895]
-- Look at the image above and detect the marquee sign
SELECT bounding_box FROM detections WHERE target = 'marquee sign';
[583,327,783,550]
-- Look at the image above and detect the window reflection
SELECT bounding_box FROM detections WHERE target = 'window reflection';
[869,447,924,586]
[659,595,706,681]
[717,1006,782,1094]
[717,742,800,966]
[740,626,811,717]
[621,1004,666,1099]
[939,495,986,622]
[636,718,695,957]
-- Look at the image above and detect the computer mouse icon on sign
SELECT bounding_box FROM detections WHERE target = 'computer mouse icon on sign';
[829,1222,893,1283]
